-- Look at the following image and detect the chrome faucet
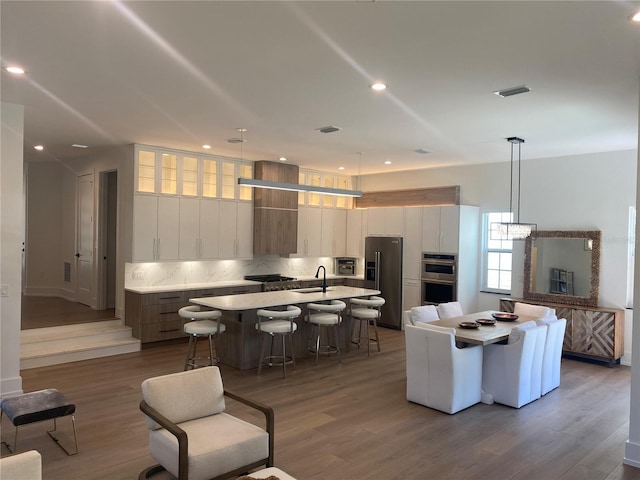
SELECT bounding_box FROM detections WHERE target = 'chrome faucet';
[315,265,327,293]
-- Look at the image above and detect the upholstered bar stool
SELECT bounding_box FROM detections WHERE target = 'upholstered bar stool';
[256,305,301,378]
[349,296,385,356]
[306,300,347,365]
[178,306,225,370]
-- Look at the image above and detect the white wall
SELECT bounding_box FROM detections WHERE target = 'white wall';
[361,149,637,363]
[1,102,25,396]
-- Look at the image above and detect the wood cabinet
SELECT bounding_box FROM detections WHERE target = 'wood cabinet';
[500,298,624,366]
[133,195,180,261]
[125,284,262,344]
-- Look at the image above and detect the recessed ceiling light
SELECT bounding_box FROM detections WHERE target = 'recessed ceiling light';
[415,148,430,154]
[631,10,640,22]
[384,160,392,165]
[4,66,25,75]
[279,157,287,162]
[338,166,345,171]
[494,85,531,97]
[370,82,387,91]
[34,145,44,151]
[71,144,88,149]
[202,144,211,149]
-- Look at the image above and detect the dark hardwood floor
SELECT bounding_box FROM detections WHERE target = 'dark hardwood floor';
[3,326,640,480]
[21,296,116,330]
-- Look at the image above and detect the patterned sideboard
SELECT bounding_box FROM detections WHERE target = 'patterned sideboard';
[500,298,624,366]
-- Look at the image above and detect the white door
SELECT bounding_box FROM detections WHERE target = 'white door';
[76,173,94,307]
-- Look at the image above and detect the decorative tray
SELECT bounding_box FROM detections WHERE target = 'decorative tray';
[491,312,519,321]
[458,321,480,329]
[477,319,496,326]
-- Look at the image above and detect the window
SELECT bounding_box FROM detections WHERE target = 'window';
[483,212,513,293]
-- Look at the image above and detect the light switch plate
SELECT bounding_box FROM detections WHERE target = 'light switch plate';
[0,285,8,297]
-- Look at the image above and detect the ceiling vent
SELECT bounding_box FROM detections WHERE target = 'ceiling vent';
[226,137,246,144]
[494,85,531,97]
[415,148,430,154]
[316,126,341,134]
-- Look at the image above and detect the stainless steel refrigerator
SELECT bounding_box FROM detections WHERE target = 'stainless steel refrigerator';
[364,236,403,329]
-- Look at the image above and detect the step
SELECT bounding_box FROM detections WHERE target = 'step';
[20,321,141,370]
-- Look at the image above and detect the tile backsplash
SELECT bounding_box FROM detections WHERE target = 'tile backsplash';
[125,256,342,288]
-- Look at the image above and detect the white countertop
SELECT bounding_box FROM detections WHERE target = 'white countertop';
[125,280,262,294]
[124,275,364,294]
[190,286,379,311]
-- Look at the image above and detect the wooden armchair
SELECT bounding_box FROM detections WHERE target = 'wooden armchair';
[139,367,274,480]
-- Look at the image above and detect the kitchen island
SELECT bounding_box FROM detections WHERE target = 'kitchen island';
[190,286,380,371]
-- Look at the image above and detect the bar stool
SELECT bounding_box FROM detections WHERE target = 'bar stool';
[349,296,385,356]
[256,305,301,378]
[178,306,225,370]
[306,300,346,365]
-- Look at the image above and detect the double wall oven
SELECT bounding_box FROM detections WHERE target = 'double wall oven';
[421,252,457,305]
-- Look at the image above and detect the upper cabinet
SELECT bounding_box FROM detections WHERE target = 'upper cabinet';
[422,206,460,253]
[132,145,253,262]
[366,207,404,236]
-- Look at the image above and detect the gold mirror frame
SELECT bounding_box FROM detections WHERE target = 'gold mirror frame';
[523,230,601,308]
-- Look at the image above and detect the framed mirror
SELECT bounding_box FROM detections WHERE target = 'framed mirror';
[523,230,601,307]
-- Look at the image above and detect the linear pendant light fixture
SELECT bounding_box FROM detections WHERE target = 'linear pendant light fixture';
[238,178,363,197]
[492,137,537,240]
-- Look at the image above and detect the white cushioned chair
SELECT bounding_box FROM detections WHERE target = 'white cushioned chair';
[0,450,41,480]
[513,302,555,319]
[139,366,274,480]
[482,321,547,408]
[436,301,463,319]
[535,316,567,395]
[402,305,440,327]
[405,323,483,414]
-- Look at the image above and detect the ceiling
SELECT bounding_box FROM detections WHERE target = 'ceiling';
[2,1,639,175]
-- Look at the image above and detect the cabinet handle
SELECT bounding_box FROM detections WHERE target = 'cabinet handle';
[159,328,180,333]
[157,238,161,259]
[153,239,157,260]
[159,296,180,300]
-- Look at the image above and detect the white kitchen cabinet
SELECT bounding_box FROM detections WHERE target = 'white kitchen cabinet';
[133,194,180,261]
[422,205,460,253]
[321,208,347,257]
[179,198,220,259]
[366,207,404,236]
[403,206,423,281]
[403,278,422,312]
[346,209,365,258]
[219,200,253,259]
[296,206,322,257]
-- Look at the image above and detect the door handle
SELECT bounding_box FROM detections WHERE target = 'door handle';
[75,253,80,258]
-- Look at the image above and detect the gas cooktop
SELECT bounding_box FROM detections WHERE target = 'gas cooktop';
[244,274,296,283]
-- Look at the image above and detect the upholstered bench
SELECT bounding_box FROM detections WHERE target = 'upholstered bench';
[0,389,78,455]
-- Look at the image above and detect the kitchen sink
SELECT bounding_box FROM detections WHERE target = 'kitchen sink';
[291,287,335,294]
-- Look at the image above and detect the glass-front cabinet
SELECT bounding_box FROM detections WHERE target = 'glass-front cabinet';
[133,145,253,262]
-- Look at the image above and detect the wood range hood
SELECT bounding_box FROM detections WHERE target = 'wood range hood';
[252,161,299,255]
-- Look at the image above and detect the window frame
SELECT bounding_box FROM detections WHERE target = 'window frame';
[482,211,514,294]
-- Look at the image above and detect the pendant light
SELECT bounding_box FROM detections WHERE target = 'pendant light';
[492,136,537,240]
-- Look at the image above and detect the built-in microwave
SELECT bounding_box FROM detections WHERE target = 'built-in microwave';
[421,253,457,305]
[336,257,356,276]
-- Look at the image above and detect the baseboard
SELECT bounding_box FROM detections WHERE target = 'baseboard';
[625,440,640,468]
[0,376,23,398]
[24,287,75,300]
